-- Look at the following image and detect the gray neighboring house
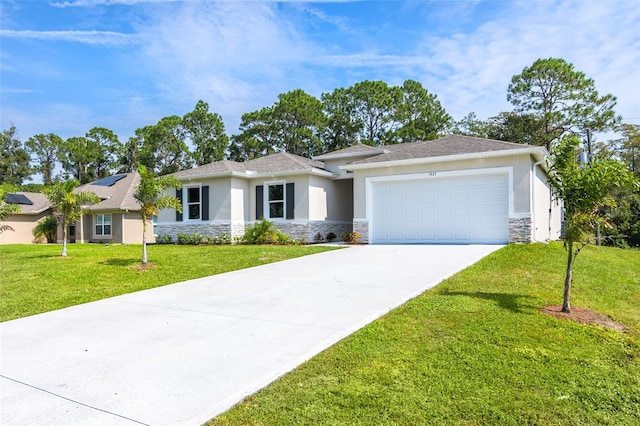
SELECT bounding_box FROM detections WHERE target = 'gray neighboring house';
[156,135,562,244]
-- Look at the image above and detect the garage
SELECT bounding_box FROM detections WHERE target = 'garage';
[369,171,509,244]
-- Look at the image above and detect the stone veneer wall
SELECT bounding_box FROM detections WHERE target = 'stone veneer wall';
[353,220,369,244]
[155,222,246,241]
[508,217,532,243]
[155,221,352,243]
[274,221,353,242]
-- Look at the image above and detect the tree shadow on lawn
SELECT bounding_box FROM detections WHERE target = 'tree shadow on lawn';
[99,257,139,267]
[439,290,535,314]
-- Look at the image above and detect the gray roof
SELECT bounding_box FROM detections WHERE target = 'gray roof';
[4,192,52,215]
[314,144,382,160]
[348,135,541,165]
[245,152,324,173]
[172,152,326,179]
[76,172,141,211]
[172,160,248,178]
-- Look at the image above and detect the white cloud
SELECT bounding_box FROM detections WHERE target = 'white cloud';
[49,0,158,7]
[0,29,138,45]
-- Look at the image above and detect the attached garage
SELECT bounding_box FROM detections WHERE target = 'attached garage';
[369,170,510,244]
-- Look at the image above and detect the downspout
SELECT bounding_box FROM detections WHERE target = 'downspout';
[531,158,547,244]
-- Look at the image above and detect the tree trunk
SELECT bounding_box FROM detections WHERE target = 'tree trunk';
[562,240,573,313]
[141,218,147,265]
[61,218,68,257]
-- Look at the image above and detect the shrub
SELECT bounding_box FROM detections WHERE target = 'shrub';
[326,232,337,242]
[220,234,231,245]
[341,232,362,244]
[177,233,203,245]
[32,215,57,243]
[204,235,219,245]
[314,232,323,242]
[156,234,172,244]
[243,218,281,244]
[275,232,293,245]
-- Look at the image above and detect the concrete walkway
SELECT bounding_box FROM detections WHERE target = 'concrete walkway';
[0,245,502,426]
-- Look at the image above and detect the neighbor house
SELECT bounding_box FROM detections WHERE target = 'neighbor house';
[71,172,154,244]
[0,192,55,244]
[156,135,562,244]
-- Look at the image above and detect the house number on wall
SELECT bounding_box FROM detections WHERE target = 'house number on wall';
[428,172,437,176]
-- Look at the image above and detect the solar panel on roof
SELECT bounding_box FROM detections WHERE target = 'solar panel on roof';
[92,174,127,187]
[5,193,33,205]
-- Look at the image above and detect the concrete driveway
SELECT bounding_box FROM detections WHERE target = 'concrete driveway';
[0,244,502,426]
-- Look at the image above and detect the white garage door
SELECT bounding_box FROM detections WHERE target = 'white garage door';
[371,173,509,244]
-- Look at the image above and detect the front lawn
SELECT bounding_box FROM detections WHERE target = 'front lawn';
[0,243,338,322]
[209,243,640,425]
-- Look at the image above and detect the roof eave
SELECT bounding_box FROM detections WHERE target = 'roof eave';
[249,168,336,179]
[177,170,244,181]
[340,147,548,171]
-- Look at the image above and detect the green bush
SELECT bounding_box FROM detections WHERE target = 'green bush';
[32,215,57,243]
[156,234,172,244]
[177,233,203,245]
[326,232,337,242]
[275,232,293,245]
[243,218,281,244]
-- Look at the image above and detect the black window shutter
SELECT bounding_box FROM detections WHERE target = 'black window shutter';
[201,186,209,221]
[286,182,294,220]
[176,188,183,222]
[256,185,263,219]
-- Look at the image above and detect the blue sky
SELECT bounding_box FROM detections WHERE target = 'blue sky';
[1,0,639,145]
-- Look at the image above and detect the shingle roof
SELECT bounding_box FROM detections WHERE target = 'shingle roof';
[245,152,325,173]
[172,160,248,178]
[172,152,326,179]
[76,172,141,211]
[4,192,52,215]
[349,135,539,165]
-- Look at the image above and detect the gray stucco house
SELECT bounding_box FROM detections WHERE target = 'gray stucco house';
[156,135,562,244]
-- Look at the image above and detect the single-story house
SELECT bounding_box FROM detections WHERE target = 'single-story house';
[0,192,55,244]
[1,173,153,245]
[157,135,562,244]
[72,172,154,244]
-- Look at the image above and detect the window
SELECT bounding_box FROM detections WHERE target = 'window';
[95,214,111,236]
[268,184,284,219]
[187,187,200,220]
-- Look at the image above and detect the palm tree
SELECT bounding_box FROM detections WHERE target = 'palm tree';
[44,179,99,256]
[133,165,182,264]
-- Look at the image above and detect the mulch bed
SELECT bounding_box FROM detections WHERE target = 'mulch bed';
[541,305,626,332]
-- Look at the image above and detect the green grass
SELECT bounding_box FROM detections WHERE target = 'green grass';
[209,243,640,426]
[0,243,338,322]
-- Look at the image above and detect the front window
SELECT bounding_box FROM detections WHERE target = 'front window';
[187,187,201,220]
[268,184,284,219]
[95,214,111,236]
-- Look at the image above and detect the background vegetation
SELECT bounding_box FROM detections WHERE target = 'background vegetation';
[2,57,638,247]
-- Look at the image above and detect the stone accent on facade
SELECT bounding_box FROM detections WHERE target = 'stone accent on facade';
[273,221,353,243]
[155,221,351,243]
[155,222,245,242]
[509,216,532,243]
[353,219,369,244]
